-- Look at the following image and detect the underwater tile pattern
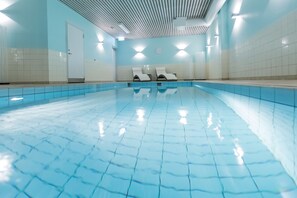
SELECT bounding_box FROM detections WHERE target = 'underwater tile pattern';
[0,86,297,197]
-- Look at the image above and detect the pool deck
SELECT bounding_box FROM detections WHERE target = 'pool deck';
[1,80,297,89]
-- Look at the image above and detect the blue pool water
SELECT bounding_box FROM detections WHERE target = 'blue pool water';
[0,85,297,197]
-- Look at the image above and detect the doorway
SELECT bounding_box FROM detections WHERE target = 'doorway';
[67,23,84,83]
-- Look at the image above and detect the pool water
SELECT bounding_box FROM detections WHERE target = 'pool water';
[0,87,296,197]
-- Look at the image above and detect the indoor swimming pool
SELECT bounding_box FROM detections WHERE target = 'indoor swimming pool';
[0,83,297,198]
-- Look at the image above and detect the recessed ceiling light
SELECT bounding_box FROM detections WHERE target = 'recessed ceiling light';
[118,23,130,34]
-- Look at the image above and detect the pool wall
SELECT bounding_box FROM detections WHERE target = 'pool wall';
[0,81,193,109]
[194,82,297,184]
[194,82,297,107]
[0,83,127,109]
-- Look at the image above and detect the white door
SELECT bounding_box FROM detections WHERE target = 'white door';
[67,24,84,82]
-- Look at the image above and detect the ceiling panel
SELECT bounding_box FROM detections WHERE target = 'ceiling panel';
[59,0,213,39]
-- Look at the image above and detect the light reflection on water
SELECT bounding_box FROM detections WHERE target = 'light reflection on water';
[0,153,13,183]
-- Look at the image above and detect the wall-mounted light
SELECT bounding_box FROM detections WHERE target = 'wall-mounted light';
[134,45,146,59]
[231,13,241,19]
[135,53,145,59]
[97,40,104,51]
[176,43,188,50]
[175,43,189,57]
[0,0,16,25]
[98,41,104,46]
[118,36,125,41]
[118,23,130,34]
[233,0,243,15]
[135,46,145,53]
[0,0,16,11]
[97,39,104,51]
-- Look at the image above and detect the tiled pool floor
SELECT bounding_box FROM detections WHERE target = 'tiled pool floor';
[0,87,296,197]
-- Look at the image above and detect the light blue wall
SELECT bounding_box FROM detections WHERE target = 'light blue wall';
[47,0,115,64]
[218,4,229,50]
[3,0,48,48]
[227,0,297,47]
[116,35,206,66]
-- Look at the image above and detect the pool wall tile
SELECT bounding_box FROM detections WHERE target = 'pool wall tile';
[260,87,275,102]
[53,86,62,92]
[9,88,23,96]
[23,94,35,103]
[45,92,54,99]
[45,86,54,93]
[23,88,35,95]
[241,86,250,96]
[35,87,45,94]
[35,93,45,101]
[275,88,295,106]
[0,97,8,107]
[249,86,261,99]
[0,88,8,97]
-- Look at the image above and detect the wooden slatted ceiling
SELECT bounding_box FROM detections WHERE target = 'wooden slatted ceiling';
[59,0,213,39]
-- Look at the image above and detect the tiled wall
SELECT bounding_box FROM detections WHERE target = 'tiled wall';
[85,59,115,82]
[0,26,8,83]
[206,17,220,80]
[48,50,67,83]
[229,8,297,79]
[6,49,116,83]
[206,14,229,80]
[194,51,206,80]
[194,82,297,183]
[7,48,49,83]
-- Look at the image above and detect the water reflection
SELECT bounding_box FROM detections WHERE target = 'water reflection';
[158,88,177,95]
[0,153,13,183]
[98,121,105,138]
[157,87,177,101]
[207,112,224,141]
[119,127,126,136]
[207,112,213,128]
[233,139,244,165]
[178,109,188,125]
[133,88,151,100]
[136,108,145,122]
[213,120,224,141]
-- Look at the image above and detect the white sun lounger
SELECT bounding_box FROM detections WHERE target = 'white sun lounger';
[156,67,177,81]
[132,67,151,81]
